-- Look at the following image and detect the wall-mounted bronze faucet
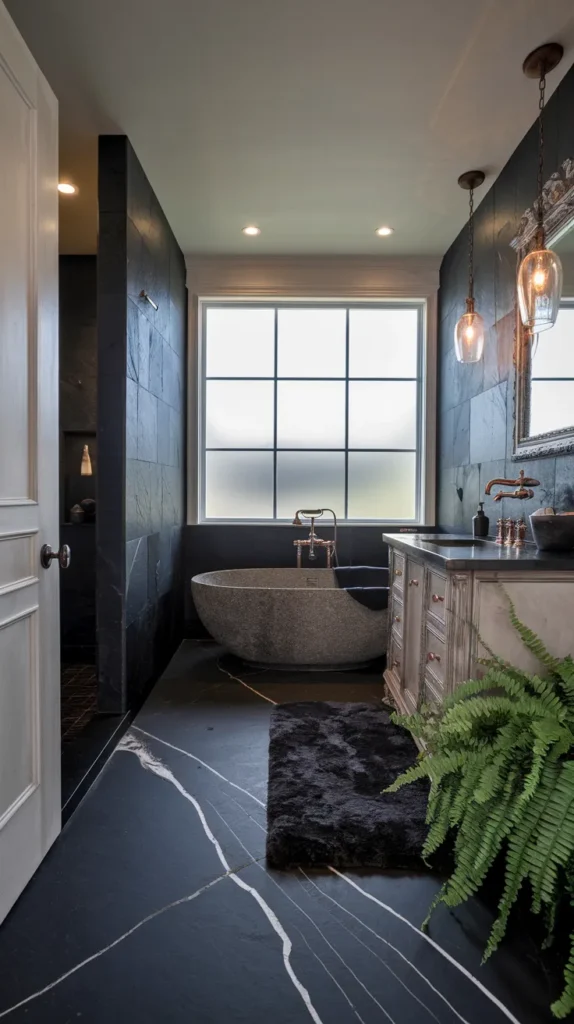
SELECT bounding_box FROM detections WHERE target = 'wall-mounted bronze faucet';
[292,509,338,568]
[484,469,540,502]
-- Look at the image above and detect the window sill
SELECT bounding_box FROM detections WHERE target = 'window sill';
[191,520,434,529]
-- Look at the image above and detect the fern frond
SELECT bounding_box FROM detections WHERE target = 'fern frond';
[506,597,559,671]
[387,602,574,1019]
[551,932,574,1019]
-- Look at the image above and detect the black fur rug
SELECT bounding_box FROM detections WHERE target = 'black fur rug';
[266,701,429,869]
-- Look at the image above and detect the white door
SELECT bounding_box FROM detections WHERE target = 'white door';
[0,0,60,923]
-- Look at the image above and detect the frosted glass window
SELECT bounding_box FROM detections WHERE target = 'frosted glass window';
[277,381,345,448]
[206,380,274,448]
[531,308,574,379]
[278,309,346,377]
[276,452,345,519]
[206,307,275,376]
[349,309,418,377]
[348,452,416,520]
[349,382,417,449]
[201,301,424,521]
[530,381,574,436]
[205,451,273,518]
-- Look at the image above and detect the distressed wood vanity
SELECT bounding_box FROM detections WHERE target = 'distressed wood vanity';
[383,533,574,715]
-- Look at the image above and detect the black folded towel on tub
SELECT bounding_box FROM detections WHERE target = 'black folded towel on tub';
[334,566,389,610]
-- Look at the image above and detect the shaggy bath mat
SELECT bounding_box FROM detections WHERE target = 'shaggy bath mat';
[266,701,428,869]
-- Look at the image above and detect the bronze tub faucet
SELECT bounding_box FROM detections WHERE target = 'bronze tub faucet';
[484,469,540,502]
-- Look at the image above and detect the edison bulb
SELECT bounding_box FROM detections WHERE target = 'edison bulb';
[518,247,562,332]
[454,311,485,363]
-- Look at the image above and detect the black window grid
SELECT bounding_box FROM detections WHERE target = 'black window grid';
[200,302,424,522]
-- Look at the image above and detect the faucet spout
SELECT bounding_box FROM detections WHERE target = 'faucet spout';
[484,469,540,501]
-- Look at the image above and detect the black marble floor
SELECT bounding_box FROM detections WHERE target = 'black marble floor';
[0,642,566,1022]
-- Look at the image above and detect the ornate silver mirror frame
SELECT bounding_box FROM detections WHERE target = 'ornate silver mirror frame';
[510,156,574,459]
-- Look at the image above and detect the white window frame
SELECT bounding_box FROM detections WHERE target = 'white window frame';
[186,257,438,527]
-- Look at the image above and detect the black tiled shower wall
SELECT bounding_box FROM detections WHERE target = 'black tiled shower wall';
[437,63,574,534]
[97,136,187,712]
[59,256,97,661]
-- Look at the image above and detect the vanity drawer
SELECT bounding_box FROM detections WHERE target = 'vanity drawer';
[424,670,444,708]
[391,551,405,590]
[424,627,446,688]
[388,631,403,685]
[390,593,404,640]
[427,570,447,626]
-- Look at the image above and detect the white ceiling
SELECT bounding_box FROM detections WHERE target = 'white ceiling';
[5,0,574,257]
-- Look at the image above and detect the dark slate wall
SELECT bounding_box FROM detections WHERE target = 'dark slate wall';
[59,256,97,662]
[437,64,574,535]
[97,136,187,712]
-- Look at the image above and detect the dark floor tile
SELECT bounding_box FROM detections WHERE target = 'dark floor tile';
[0,644,565,1023]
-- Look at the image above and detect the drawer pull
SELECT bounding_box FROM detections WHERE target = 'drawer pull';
[394,569,403,577]
[409,579,419,587]
[394,615,401,623]
[427,652,441,663]
[432,594,445,603]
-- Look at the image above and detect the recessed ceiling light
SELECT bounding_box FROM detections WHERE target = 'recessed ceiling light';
[242,225,261,236]
[375,225,394,237]
[58,183,76,194]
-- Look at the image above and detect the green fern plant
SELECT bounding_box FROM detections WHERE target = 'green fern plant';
[385,598,574,1019]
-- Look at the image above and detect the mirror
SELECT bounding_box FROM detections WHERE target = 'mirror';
[512,157,574,458]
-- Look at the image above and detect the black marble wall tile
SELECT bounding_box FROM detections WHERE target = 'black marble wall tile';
[437,62,574,538]
[97,136,188,712]
[157,399,171,467]
[469,382,507,465]
[126,536,148,626]
[452,401,470,468]
[60,523,96,661]
[148,327,163,399]
[126,377,138,460]
[137,387,158,463]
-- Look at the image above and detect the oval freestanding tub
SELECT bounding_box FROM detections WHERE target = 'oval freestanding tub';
[191,568,388,670]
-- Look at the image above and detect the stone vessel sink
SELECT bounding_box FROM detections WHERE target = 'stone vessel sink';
[529,514,574,552]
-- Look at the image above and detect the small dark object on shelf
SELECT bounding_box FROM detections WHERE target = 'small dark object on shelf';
[69,504,85,525]
[80,498,96,521]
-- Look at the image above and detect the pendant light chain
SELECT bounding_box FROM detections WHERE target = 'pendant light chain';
[536,72,546,245]
[455,168,485,361]
[467,186,475,306]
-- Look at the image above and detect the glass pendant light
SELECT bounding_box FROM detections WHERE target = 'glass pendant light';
[454,170,486,363]
[517,43,564,333]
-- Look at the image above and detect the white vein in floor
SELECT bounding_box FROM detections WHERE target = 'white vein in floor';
[133,724,266,808]
[298,871,467,1024]
[207,796,447,1024]
[205,798,398,1024]
[217,657,278,704]
[138,717,522,1024]
[0,874,227,1019]
[118,732,323,1024]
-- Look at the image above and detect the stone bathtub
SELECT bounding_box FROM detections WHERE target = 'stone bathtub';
[191,568,388,670]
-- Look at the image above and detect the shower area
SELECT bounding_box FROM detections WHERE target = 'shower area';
[59,255,99,743]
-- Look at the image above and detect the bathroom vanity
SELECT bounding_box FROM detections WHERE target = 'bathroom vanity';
[383,533,574,715]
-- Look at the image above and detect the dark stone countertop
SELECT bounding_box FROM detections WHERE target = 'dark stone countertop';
[382,533,574,571]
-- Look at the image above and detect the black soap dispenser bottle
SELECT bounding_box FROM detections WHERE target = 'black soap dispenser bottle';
[473,501,489,538]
